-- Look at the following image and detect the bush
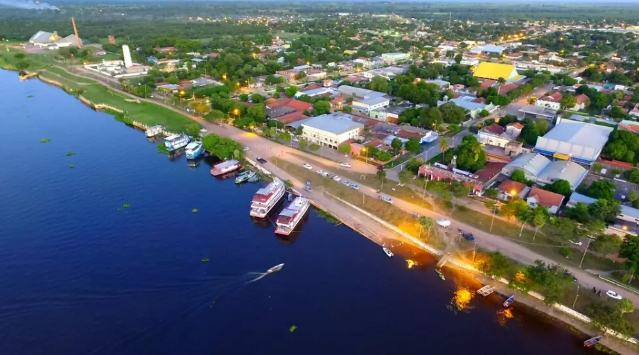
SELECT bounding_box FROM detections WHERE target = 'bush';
[309,144,320,151]
[625,168,639,184]
[559,247,572,258]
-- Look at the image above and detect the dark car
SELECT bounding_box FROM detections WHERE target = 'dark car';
[458,229,475,242]
[256,157,267,164]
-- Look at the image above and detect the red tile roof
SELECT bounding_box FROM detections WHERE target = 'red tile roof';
[267,98,312,112]
[619,121,639,134]
[473,97,486,103]
[596,159,635,170]
[575,94,590,104]
[396,129,424,140]
[527,187,564,208]
[483,123,506,135]
[474,162,507,183]
[302,84,321,91]
[507,122,524,130]
[481,79,496,90]
[276,111,309,124]
[540,92,562,102]
[498,83,519,95]
[497,179,527,194]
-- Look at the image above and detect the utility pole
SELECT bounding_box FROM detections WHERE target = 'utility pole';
[489,205,497,233]
[572,286,580,308]
[579,237,593,268]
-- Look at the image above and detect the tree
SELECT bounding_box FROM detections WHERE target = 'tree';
[618,299,634,315]
[628,190,638,204]
[484,188,498,199]
[399,170,413,185]
[625,168,639,184]
[532,206,550,240]
[439,102,467,124]
[313,100,331,115]
[15,61,29,70]
[593,234,622,255]
[438,138,449,163]
[584,181,617,201]
[391,138,403,154]
[543,180,572,197]
[285,86,299,97]
[205,109,226,121]
[201,133,243,160]
[400,139,419,154]
[376,169,387,187]
[191,102,210,116]
[559,94,577,109]
[478,251,511,278]
[370,76,389,92]
[278,131,292,143]
[419,216,435,238]
[525,261,573,305]
[299,139,308,150]
[247,104,267,122]
[510,170,527,184]
[295,71,307,80]
[268,126,277,138]
[295,125,304,137]
[309,143,320,151]
[560,247,572,258]
[547,217,581,242]
[338,144,351,154]
[619,235,639,284]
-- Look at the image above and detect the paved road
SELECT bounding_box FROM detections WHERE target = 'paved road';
[66,65,639,306]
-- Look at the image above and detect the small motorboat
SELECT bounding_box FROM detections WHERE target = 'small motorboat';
[584,336,602,347]
[435,269,445,281]
[267,263,285,274]
[503,295,515,307]
[235,171,256,184]
[383,247,394,257]
[248,174,260,183]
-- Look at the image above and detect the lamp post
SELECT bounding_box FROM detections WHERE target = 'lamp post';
[489,204,498,233]
[362,147,368,163]
[579,237,593,269]
[572,285,580,308]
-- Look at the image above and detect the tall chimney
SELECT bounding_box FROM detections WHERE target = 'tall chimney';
[71,17,82,48]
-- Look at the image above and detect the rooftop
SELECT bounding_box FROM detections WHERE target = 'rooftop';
[497,179,527,194]
[537,160,587,189]
[473,62,518,81]
[535,120,614,161]
[301,114,364,135]
[527,187,565,208]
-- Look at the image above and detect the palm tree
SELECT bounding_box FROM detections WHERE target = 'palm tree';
[438,138,449,163]
[471,142,482,162]
[497,77,507,95]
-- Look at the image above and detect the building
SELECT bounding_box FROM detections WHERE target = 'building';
[439,96,497,119]
[362,66,407,80]
[471,45,506,56]
[534,119,614,165]
[352,96,390,113]
[518,105,558,121]
[369,106,410,124]
[501,153,588,190]
[294,87,332,98]
[472,62,522,81]
[535,92,562,110]
[122,45,133,68]
[496,179,529,200]
[266,98,313,124]
[619,120,639,134]
[29,30,82,49]
[419,161,506,195]
[478,123,522,148]
[525,187,564,214]
[301,114,364,149]
[381,52,410,64]
[567,192,639,237]
[571,94,590,111]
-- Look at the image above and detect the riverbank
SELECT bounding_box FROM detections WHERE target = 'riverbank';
[11,66,638,353]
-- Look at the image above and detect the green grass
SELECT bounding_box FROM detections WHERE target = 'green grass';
[0,46,62,70]
[428,153,443,164]
[383,153,413,168]
[39,71,84,91]
[47,67,96,84]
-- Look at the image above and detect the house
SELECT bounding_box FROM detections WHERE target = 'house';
[439,96,497,119]
[496,179,529,200]
[29,30,82,49]
[629,104,639,118]
[619,120,639,134]
[418,161,506,195]
[470,45,506,56]
[266,98,313,124]
[535,92,562,110]
[571,94,590,111]
[352,96,390,113]
[381,52,410,64]
[473,62,523,82]
[294,87,332,98]
[301,114,364,149]
[478,123,522,148]
[395,128,438,144]
[154,46,176,53]
[323,79,334,87]
[534,118,614,165]
[330,96,348,110]
[518,105,558,121]
[526,187,564,214]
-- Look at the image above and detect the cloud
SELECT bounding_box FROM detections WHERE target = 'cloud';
[0,0,59,10]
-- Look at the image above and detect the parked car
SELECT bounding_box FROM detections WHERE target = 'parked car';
[303,163,312,170]
[379,195,393,204]
[332,175,341,182]
[316,169,324,175]
[436,219,451,227]
[256,157,267,164]
[458,229,475,242]
[350,183,360,190]
[321,172,330,177]
[342,180,350,186]
[606,290,623,300]
[340,163,351,168]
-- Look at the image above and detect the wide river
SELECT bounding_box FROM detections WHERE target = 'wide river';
[0,69,605,354]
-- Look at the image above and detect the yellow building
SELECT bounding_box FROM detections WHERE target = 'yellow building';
[472,62,523,81]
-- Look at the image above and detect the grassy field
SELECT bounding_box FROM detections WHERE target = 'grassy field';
[0,46,62,70]
[47,67,96,84]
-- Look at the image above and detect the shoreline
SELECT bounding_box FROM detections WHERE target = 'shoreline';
[10,67,638,354]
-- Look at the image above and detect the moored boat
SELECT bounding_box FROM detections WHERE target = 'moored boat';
[383,247,394,257]
[235,171,257,184]
[435,269,445,281]
[503,295,515,307]
[164,134,190,151]
[267,263,285,274]
[275,196,310,235]
[584,336,602,347]
[250,178,286,218]
[185,141,203,159]
[210,159,241,176]
[145,125,164,137]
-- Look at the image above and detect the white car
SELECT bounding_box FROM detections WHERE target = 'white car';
[379,195,393,204]
[342,180,350,186]
[333,175,341,182]
[436,218,451,227]
[569,240,583,246]
[316,169,324,175]
[303,163,312,170]
[340,163,351,168]
[292,137,299,142]
[321,172,330,177]
[350,183,360,190]
[606,290,623,300]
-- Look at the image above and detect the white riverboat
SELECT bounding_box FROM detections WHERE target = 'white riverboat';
[250,178,286,218]
[145,125,164,137]
[164,134,190,151]
[275,197,310,236]
[185,141,203,159]
[210,159,241,176]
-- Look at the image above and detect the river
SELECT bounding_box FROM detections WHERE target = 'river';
[0,69,605,354]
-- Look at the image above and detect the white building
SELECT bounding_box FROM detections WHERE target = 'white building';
[535,92,562,110]
[352,96,390,113]
[477,122,523,148]
[122,45,133,68]
[301,114,364,149]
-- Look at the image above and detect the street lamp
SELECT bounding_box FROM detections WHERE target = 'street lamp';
[362,147,368,163]
[510,189,517,199]
[222,73,227,80]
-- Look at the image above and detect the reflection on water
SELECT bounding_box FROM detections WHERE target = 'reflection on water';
[147,136,164,144]
[497,308,515,327]
[449,286,475,313]
[187,156,205,169]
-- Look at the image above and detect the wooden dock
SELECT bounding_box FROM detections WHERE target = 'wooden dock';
[477,285,495,296]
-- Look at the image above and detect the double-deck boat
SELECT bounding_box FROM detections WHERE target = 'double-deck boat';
[275,197,310,236]
[185,141,203,159]
[164,134,190,151]
[250,178,286,218]
[145,125,164,137]
[210,159,241,176]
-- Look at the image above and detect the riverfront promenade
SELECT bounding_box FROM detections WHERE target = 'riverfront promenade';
[56,66,639,309]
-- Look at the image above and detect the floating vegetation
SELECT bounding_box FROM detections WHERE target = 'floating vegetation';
[289,325,297,333]
[40,138,51,143]
[27,95,33,98]
[122,203,130,208]
[192,208,198,213]
[316,210,340,225]
[157,143,169,155]
[201,258,210,262]
[66,152,75,156]
[69,165,74,168]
